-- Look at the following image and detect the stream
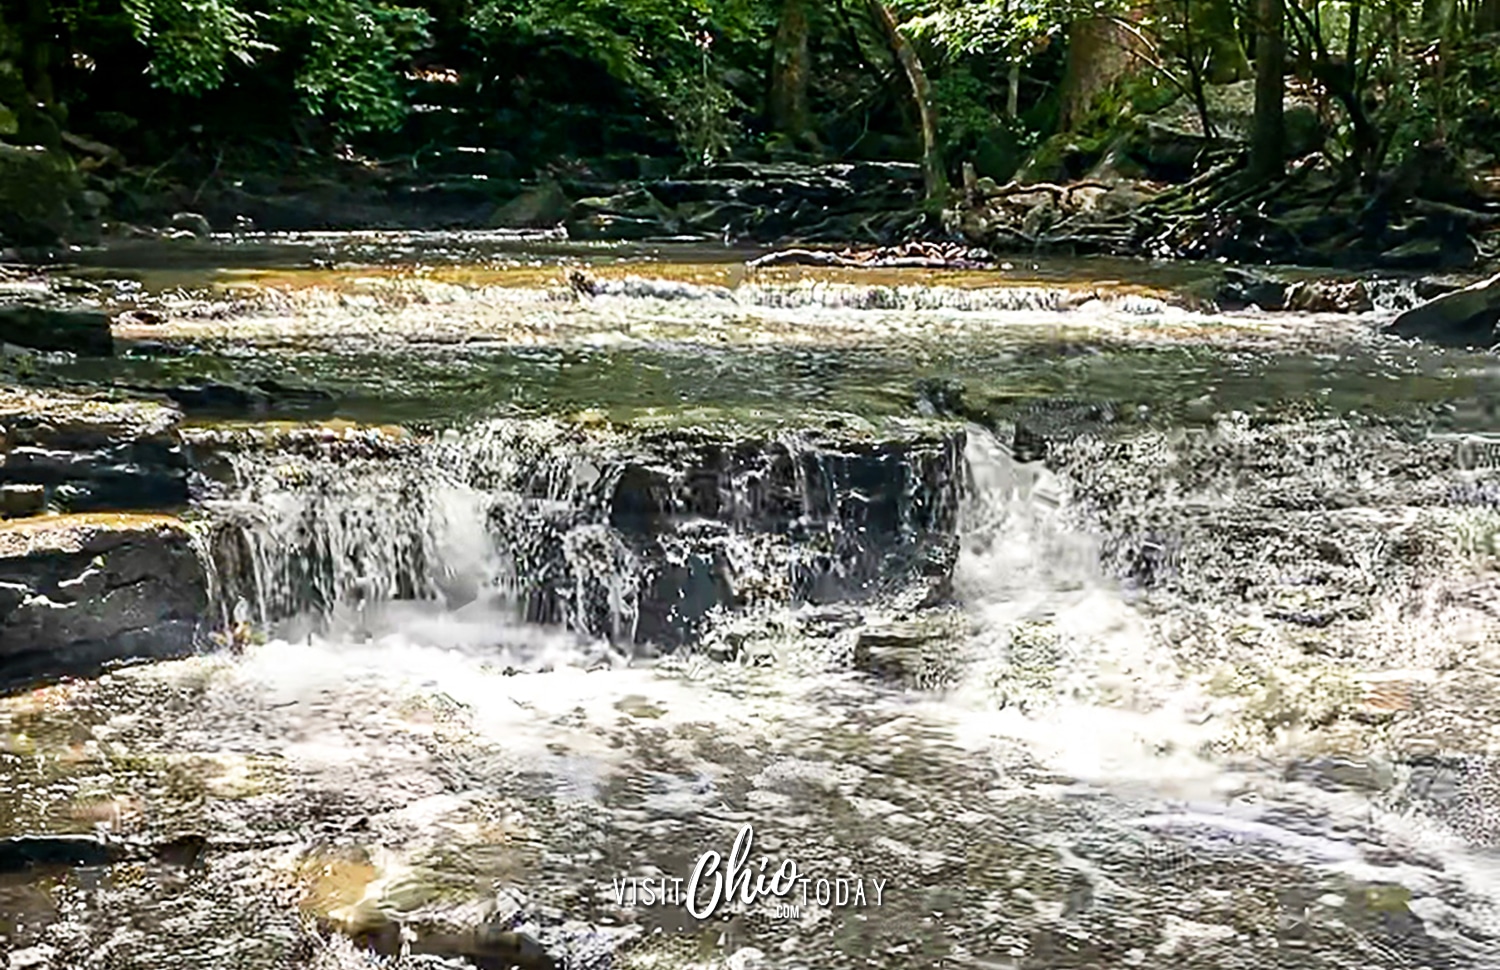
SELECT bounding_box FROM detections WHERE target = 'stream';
[4,235,1500,970]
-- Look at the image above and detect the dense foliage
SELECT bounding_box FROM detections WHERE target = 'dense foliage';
[1,0,1498,223]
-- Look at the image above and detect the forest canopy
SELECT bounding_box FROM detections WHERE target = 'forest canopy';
[2,0,1499,245]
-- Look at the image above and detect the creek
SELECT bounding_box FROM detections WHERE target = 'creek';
[3,235,1500,970]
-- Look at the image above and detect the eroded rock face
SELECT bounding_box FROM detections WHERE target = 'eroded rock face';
[201,417,967,649]
[0,513,208,691]
[535,427,967,646]
[0,388,189,513]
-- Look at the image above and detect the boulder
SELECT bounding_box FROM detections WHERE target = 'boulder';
[1284,279,1374,313]
[0,304,113,356]
[566,189,677,241]
[1215,267,1289,310]
[492,181,570,228]
[0,145,77,246]
[168,211,213,238]
[0,513,208,691]
[0,387,189,511]
[1385,271,1500,347]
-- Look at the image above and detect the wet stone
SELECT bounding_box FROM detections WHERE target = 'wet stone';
[0,387,189,512]
[0,483,44,518]
[0,305,113,356]
[204,417,966,650]
[0,513,209,692]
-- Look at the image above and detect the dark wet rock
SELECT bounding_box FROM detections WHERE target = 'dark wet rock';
[1385,271,1500,347]
[0,304,113,356]
[1215,267,1288,311]
[0,483,45,518]
[168,211,213,237]
[0,832,213,873]
[1413,275,1471,301]
[0,513,209,691]
[115,308,164,327]
[0,835,130,872]
[129,379,337,417]
[0,388,189,512]
[1284,278,1374,313]
[562,426,965,646]
[206,418,966,650]
[1213,268,1384,316]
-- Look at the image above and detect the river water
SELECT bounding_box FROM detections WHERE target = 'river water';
[4,235,1500,969]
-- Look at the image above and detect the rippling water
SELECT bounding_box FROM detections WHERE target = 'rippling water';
[5,241,1500,969]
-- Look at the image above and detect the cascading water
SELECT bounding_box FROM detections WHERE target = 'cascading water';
[7,412,1500,969]
[14,246,1500,969]
[197,416,964,654]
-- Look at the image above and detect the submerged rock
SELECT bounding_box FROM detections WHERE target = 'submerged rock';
[133,379,337,417]
[0,512,209,691]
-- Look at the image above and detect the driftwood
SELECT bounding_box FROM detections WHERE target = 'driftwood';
[747,241,995,270]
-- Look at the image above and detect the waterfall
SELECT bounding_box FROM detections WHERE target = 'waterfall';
[195,417,964,649]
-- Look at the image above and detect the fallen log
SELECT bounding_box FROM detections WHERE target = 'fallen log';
[746,246,995,270]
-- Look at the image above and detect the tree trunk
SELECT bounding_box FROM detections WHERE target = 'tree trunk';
[1480,0,1500,32]
[863,0,948,201]
[770,0,816,149]
[17,0,57,108]
[1249,0,1285,181]
[1057,16,1141,131]
[1192,0,1251,83]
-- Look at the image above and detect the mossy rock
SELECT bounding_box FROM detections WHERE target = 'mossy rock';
[0,144,78,245]
[974,126,1024,183]
[1017,133,1109,184]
